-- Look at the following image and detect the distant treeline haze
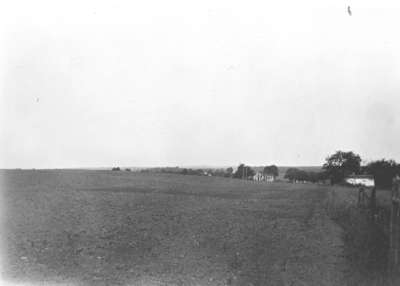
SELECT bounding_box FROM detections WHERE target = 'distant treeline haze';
[112,151,400,189]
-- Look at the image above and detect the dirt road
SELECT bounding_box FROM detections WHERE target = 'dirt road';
[2,171,346,286]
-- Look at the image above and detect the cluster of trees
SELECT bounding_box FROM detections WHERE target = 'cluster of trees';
[181,168,232,177]
[322,151,362,184]
[263,165,279,178]
[233,164,255,179]
[140,163,279,180]
[232,164,278,180]
[321,151,400,188]
[181,168,207,176]
[363,159,400,188]
[141,166,234,177]
[115,150,400,189]
[113,150,400,189]
[283,150,400,188]
[140,167,182,174]
[284,168,327,183]
[111,167,131,171]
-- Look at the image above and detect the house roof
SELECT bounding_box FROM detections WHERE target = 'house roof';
[346,175,374,179]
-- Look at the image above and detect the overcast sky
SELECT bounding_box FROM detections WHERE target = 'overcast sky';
[1,0,400,168]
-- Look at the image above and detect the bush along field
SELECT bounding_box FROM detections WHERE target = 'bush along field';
[1,169,352,286]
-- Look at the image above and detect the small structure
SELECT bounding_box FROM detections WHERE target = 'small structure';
[345,174,375,187]
[253,172,275,182]
[265,174,275,182]
[253,172,264,181]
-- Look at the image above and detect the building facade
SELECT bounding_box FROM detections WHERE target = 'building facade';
[253,172,275,182]
[345,175,375,187]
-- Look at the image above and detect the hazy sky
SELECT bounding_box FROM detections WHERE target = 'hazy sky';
[1,0,400,168]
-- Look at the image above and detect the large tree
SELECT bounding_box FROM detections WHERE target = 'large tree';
[284,168,301,182]
[284,168,327,183]
[225,167,234,177]
[323,151,362,184]
[263,165,279,178]
[364,159,399,189]
[284,168,308,182]
[233,164,255,179]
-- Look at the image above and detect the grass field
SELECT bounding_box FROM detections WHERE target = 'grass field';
[0,170,364,285]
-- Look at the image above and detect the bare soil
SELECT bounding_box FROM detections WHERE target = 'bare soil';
[1,170,346,286]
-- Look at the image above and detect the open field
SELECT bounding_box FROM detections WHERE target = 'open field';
[1,170,350,285]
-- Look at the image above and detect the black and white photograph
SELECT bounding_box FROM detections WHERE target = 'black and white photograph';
[1,0,400,285]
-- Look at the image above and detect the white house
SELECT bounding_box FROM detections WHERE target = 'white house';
[265,174,275,182]
[253,172,264,181]
[253,172,275,182]
[345,175,375,187]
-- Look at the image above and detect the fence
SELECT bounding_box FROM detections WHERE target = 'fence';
[389,177,400,273]
[357,186,376,210]
[357,183,398,272]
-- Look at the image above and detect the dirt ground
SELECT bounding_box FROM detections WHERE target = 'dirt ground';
[1,170,347,286]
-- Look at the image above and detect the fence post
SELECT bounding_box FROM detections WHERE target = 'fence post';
[389,177,400,273]
[369,187,376,212]
[358,187,365,208]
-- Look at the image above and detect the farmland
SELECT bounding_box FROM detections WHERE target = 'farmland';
[1,170,349,285]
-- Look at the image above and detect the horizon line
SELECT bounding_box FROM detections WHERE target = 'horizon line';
[1,164,324,171]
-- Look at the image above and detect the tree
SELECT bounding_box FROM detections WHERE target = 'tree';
[323,151,361,184]
[285,168,328,183]
[364,159,399,189]
[233,164,255,179]
[263,165,279,178]
[307,171,328,183]
[212,168,228,177]
[224,167,234,177]
[284,168,301,182]
[225,167,233,177]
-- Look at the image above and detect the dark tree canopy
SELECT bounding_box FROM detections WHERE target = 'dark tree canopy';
[233,164,255,179]
[263,165,279,178]
[323,151,361,184]
[284,168,307,182]
[364,159,399,189]
[284,168,327,183]
[225,167,234,177]
[284,168,302,181]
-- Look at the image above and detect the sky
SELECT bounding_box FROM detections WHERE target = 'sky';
[1,0,400,168]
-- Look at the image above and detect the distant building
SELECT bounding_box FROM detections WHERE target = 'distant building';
[253,172,275,182]
[345,175,375,187]
[265,174,275,182]
[253,172,264,181]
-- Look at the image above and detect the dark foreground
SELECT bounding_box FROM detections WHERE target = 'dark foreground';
[1,170,346,285]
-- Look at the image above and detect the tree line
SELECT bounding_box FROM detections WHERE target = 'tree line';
[284,168,328,183]
[115,150,400,189]
[139,164,279,180]
[231,164,278,179]
[285,150,400,188]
